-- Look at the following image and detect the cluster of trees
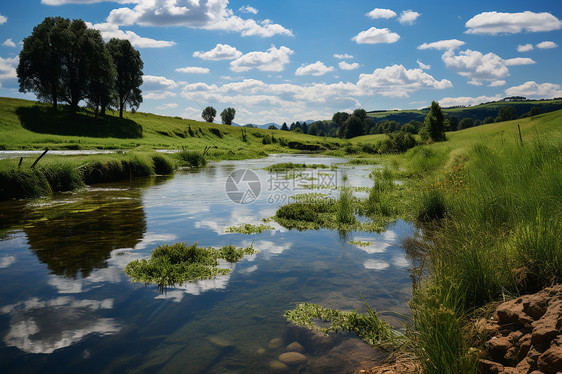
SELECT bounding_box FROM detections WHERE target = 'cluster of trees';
[17,17,143,118]
[202,106,236,125]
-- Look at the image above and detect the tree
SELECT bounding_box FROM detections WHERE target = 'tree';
[332,111,350,126]
[85,29,115,117]
[267,124,277,130]
[107,38,143,118]
[483,116,495,124]
[458,117,474,130]
[281,122,289,131]
[307,123,319,136]
[220,107,236,125]
[497,106,517,122]
[422,101,446,142]
[202,106,216,122]
[343,115,364,139]
[352,108,367,121]
[18,17,71,110]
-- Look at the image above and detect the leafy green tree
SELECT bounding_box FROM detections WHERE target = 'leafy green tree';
[201,106,216,122]
[458,117,474,130]
[85,29,115,117]
[529,107,541,117]
[17,17,71,110]
[332,111,350,126]
[352,108,367,121]
[422,101,446,142]
[267,124,277,130]
[107,38,143,118]
[307,123,319,136]
[343,115,363,139]
[280,122,289,131]
[220,107,236,125]
[483,116,495,124]
[497,106,517,122]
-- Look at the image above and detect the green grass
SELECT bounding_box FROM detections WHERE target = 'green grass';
[224,223,274,234]
[124,242,255,288]
[264,162,330,171]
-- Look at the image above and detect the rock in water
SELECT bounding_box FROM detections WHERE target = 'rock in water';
[279,352,307,366]
[269,360,289,372]
[268,338,284,351]
[286,341,305,353]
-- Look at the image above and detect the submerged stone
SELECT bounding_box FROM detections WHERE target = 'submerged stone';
[268,338,284,350]
[286,341,305,353]
[279,351,307,366]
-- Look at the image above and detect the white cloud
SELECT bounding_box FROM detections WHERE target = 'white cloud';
[106,0,293,38]
[338,61,360,70]
[156,103,179,110]
[87,22,174,48]
[357,64,452,98]
[418,39,465,51]
[505,81,562,99]
[0,56,18,87]
[466,11,562,35]
[239,5,258,14]
[0,14,7,25]
[366,8,397,19]
[504,57,536,66]
[0,256,16,268]
[416,59,430,70]
[536,41,558,49]
[467,79,483,86]
[399,10,420,25]
[193,44,242,60]
[517,44,534,52]
[295,61,335,76]
[352,27,400,44]
[2,39,16,48]
[141,75,178,99]
[230,45,293,72]
[364,259,389,270]
[333,53,353,59]
[42,0,137,4]
[438,95,503,107]
[175,66,210,74]
[489,80,506,87]
[442,49,509,81]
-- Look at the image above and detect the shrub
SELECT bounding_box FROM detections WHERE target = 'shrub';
[177,150,207,167]
[152,154,175,175]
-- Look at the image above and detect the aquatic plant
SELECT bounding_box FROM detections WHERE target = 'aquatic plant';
[124,242,255,288]
[336,186,356,225]
[225,223,274,234]
[265,162,329,172]
[349,240,371,247]
[177,150,207,167]
[152,154,175,175]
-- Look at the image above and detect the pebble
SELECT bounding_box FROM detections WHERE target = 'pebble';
[268,337,283,350]
[269,360,289,372]
[256,348,266,355]
[279,351,307,366]
[286,341,305,353]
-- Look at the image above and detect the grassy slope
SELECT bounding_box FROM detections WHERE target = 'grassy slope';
[0,97,342,152]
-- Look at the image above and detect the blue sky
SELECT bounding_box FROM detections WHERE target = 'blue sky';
[0,0,561,125]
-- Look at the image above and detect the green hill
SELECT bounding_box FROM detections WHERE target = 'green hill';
[0,97,342,152]
[367,99,562,124]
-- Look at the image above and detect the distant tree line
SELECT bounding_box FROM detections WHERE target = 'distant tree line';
[17,17,143,118]
[266,103,544,139]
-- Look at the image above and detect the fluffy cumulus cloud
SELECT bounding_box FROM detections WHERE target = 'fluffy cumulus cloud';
[193,44,242,60]
[238,5,258,14]
[399,10,420,25]
[2,39,16,48]
[141,75,178,99]
[0,56,18,87]
[468,80,483,86]
[416,59,431,70]
[86,22,175,48]
[536,41,558,49]
[489,80,506,87]
[333,53,353,59]
[106,0,293,38]
[438,95,503,107]
[357,64,452,98]
[352,27,400,44]
[339,61,360,70]
[0,13,7,25]
[175,66,210,74]
[442,49,535,83]
[418,39,465,51]
[517,44,534,52]
[295,61,335,76]
[366,8,397,19]
[505,81,562,99]
[230,45,293,72]
[465,11,562,35]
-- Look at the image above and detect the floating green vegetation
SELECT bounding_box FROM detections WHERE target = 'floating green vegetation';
[225,223,274,234]
[264,162,329,172]
[124,242,255,288]
[285,301,401,349]
[349,240,371,247]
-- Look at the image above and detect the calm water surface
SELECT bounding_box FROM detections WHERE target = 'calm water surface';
[0,155,418,373]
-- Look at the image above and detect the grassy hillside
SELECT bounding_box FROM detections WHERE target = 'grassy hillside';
[0,97,342,152]
[366,99,562,124]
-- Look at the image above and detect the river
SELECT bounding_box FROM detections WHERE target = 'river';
[0,154,417,373]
